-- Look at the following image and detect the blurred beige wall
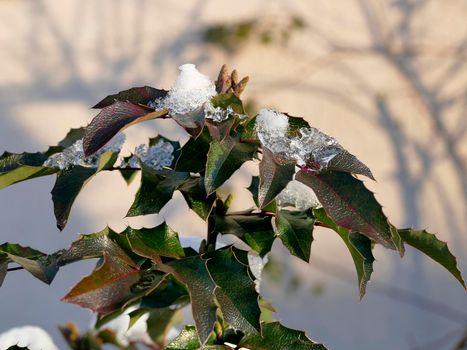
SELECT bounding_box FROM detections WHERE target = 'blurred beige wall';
[0,1,465,349]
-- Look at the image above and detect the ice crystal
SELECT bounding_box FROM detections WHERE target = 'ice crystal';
[204,100,247,123]
[122,139,175,170]
[255,109,342,169]
[277,180,321,210]
[43,133,125,170]
[162,63,216,115]
[0,326,59,350]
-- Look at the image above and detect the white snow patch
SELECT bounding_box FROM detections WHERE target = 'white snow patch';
[277,180,321,210]
[0,326,59,350]
[43,133,125,170]
[122,139,175,170]
[163,64,216,115]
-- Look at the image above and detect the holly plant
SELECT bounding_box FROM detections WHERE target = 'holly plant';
[0,64,464,350]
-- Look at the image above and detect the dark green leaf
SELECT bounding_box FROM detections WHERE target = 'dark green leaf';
[124,223,185,259]
[314,208,374,298]
[141,275,189,309]
[52,166,97,231]
[287,115,310,136]
[274,210,315,262]
[214,214,275,257]
[176,128,211,173]
[0,260,7,287]
[398,229,465,288]
[0,243,59,285]
[92,86,168,109]
[239,321,328,350]
[248,175,259,206]
[326,150,374,180]
[178,177,215,220]
[206,93,245,141]
[296,170,396,250]
[165,325,225,350]
[205,136,257,194]
[58,227,136,267]
[83,101,166,156]
[62,254,141,315]
[164,256,217,344]
[127,167,190,217]
[51,151,117,231]
[258,148,295,208]
[146,308,181,343]
[206,247,261,334]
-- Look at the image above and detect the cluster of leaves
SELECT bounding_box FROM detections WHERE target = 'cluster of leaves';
[0,65,464,350]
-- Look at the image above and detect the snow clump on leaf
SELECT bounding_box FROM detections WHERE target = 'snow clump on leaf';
[277,180,321,210]
[43,133,125,170]
[122,139,175,170]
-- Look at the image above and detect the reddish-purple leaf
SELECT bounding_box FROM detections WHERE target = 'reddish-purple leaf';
[62,254,140,315]
[296,170,395,249]
[327,150,375,180]
[92,86,168,109]
[83,101,167,157]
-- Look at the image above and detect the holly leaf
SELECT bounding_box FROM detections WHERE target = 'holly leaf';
[165,325,225,350]
[398,229,465,288]
[258,148,295,208]
[314,208,374,298]
[58,227,136,267]
[214,214,275,257]
[92,86,168,109]
[146,308,182,344]
[274,210,315,262]
[178,177,215,220]
[206,247,261,334]
[176,128,211,173]
[126,167,190,217]
[206,93,244,141]
[141,275,189,309]
[83,101,167,157]
[0,243,60,285]
[124,223,185,259]
[296,170,396,250]
[62,253,141,315]
[164,256,217,344]
[51,152,117,230]
[238,321,328,350]
[205,136,257,194]
[326,150,374,180]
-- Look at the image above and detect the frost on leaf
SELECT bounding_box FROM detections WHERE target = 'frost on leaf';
[255,109,342,170]
[43,134,125,170]
[277,180,321,211]
[122,140,175,170]
[158,64,216,115]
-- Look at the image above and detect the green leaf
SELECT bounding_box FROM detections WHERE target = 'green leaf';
[398,229,465,288]
[0,243,59,285]
[51,152,117,231]
[214,214,275,257]
[141,275,189,309]
[258,148,295,208]
[314,208,374,298]
[274,210,315,262]
[165,325,225,350]
[83,101,166,156]
[58,227,136,267]
[206,93,244,141]
[326,150,374,180]
[124,223,185,259]
[164,256,217,344]
[178,177,215,220]
[51,166,97,230]
[92,86,168,109]
[206,247,261,334]
[127,167,190,217]
[205,136,257,194]
[176,128,211,173]
[296,170,396,250]
[248,176,260,206]
[62,253,141,315]
[146,308,182,344]
[239,321,328,350]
